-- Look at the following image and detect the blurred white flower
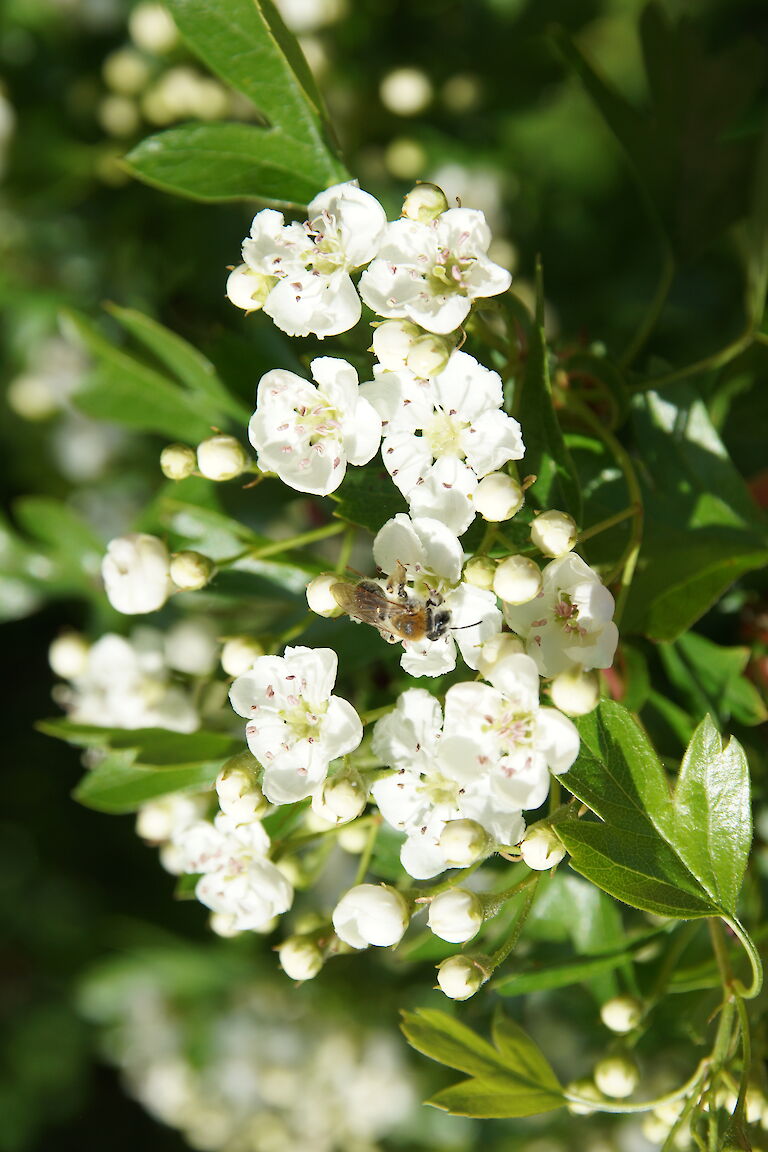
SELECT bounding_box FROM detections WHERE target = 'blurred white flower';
[229,646,363,804]
[249,357,381,495]
[102,533,172,615]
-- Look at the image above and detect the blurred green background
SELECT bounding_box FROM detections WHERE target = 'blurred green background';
[2,0,768,1148]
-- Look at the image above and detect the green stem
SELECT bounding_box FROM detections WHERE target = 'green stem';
[410,858,486,900]
[734,996,752,1124]
[720,915,763,1000]
[564,1058,710,1116]
[353,816,381,885]
[336,526,356,574]
[487,874,540,973]
[277,814,377,854]
[620,250,675,370]
[630,329,754,393]
[251,520,346,560]
[577,506,637,545]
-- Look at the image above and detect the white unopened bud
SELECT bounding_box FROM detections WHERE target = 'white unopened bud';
[494,555,542,605]
[600,996,643,1035]
[135,801,174,844]
[160,442,196,480]
[402,182,448,223]
[129,2,179,53]
[312,775,367,825]
[428,889,484,943]
[306,573,344,617]
[209,912,243,938]
[550,667,600,716]
[7,375,58,420]
[169,550,215,591]
[226,264,276,312]
[476,632,525,678]
[531,510,578,557]
[337,823,370,854]
[102,533,171,615]
[196,435,249,481]
[473,473,524,521]
[406,334,453,378]
[380,68,433,117]
[278,935,324,981]
[519,825,566,871]
[593,1054,639,1099]
[566,1079,603,1116]
[463,556,496,590]
[216,754,268,822]
[371,319,420,369]
[221,636,264,677]
[439,819,488,867]
[49,631,90,679]
[102,47,151,96]
[436,955,484,1000]
[332,884,410,949]
[98,94,140,138]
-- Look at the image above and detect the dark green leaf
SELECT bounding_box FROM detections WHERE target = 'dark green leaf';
[124,123,337,209]
[514,264,582,520]
[73,751,221,813]
[331,460,408,535]
[660,633,767,728]
[39,719,240,765]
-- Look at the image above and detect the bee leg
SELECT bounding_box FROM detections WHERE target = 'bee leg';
[386,560,409,600]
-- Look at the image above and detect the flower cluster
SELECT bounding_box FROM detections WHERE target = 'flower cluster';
[82,179,621,1000]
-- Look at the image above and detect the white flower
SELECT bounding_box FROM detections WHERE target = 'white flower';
[216,754,267,824]
[359,207,511,334]
[371,688,525,879]
[427,889,483,943]
[164,617,218,677]
[249,357,381,495]
[362,351,524,534]
[373,513,502,676]
[232,182,387,338]
[229,646,363,804]
[502,553,619,677]
[61,630,199,733]
[332,883,410,949]
[102,533,172,615]
[173,812,293,931]
[136,792,208,845]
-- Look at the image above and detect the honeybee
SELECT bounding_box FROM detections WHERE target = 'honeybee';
[331,562,451,645]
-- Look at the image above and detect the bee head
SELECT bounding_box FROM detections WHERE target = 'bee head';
[426,606,452,641]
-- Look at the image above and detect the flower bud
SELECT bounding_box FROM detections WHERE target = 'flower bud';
[164,617,218,676]
[306,573,344,618]
[278,935,324,981]
[530,510,578,557]
[550,666,600,716]
[463,556,496,591]
[406,334,453,378]
[102,533,171,615]
[493,555,542,605]
[221,636,264,677]
[160,442,196,480]
[436,955,484,1000]
[216,754,268,822]
[196,434,249,481]
[209,912,242,938]
[226,264,276,312]
[102,47,151,96]
[476,632,525,678]
[380,68,433,117]
[169,550,215,591]
[600,996,643,1035]
[337,823,370,854]
[312,774,367,825]
[332,883,410,949]
[473,472,524,522]
[439,819,488,867]
[593,1053,639,1099]
[48,631,89,679]
[428,889,484,943]
[566,1078,603,1116]
[402,182,448,222]
[129,2,179,53]
[371,319,420,369]
[519,825,566,871]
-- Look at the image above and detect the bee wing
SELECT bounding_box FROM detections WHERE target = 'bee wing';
[331,582,360,614]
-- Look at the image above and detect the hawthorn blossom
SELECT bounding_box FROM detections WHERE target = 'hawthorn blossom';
[362,350,524,534]
[56,630,199,733]
[372,658,578,879]
[332,884,410,949]
[372,513,501,677]
[229,646,363,804]
[359,207,511,335]
[502,552,619,677]
[172,812,293,931]
[249,357,381,495]
[228,181,386,338]
[102,533,172,615]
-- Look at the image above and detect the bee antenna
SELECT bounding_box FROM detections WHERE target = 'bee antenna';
[450,620,482,632]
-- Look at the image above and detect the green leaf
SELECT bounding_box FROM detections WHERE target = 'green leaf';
[124,123,337,209]
[667,715,752,917]
[494,946,645,996]
[73,751,221,813]
[622,388,768,641]
[514,264,582,520]
[557,701,752,918]
[331,460,408,535]
[660,632,767,728]
[39,719,240,764]
[12,497,103,596]
[105,304,250,424]
[402,1009,563,1119]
